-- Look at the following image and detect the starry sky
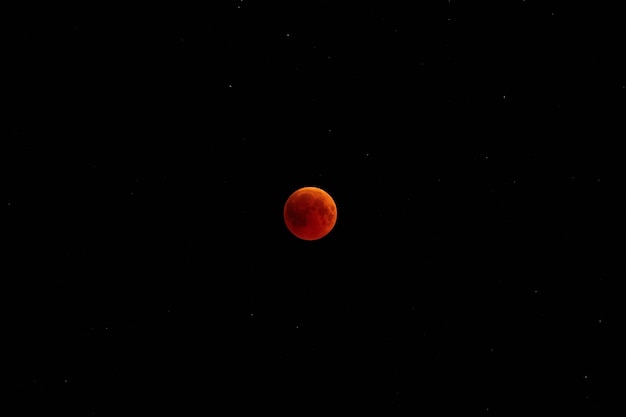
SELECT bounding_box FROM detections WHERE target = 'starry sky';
[5,1,623,416]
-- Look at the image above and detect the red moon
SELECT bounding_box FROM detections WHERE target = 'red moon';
[284,186,337,240]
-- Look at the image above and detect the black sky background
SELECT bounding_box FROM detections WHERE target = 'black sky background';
[5,1,623,415]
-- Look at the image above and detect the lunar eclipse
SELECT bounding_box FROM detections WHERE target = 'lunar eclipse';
[284,186,337,240]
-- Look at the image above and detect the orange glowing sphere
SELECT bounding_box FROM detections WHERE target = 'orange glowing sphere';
[283,186,337,240]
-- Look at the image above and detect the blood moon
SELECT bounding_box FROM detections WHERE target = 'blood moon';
[284,186,337,240]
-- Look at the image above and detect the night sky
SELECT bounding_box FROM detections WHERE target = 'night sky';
[5,1,622,416]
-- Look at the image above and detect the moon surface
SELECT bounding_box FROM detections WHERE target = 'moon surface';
[284,186,337,240]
